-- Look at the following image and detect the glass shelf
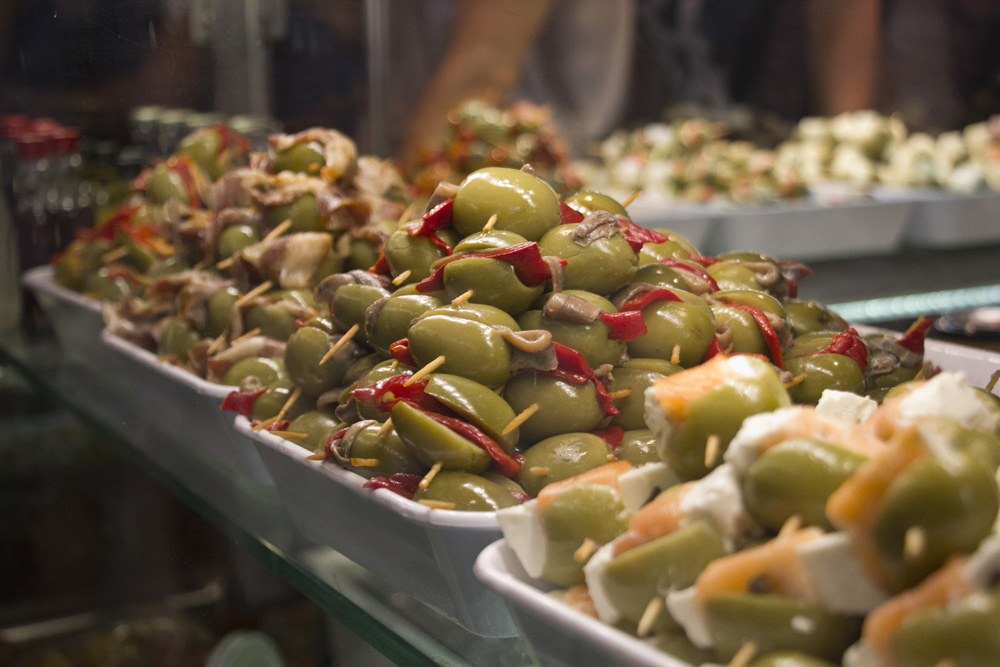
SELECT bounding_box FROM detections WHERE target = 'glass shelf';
[0,327,534,667]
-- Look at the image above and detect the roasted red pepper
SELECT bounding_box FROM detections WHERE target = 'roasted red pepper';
[559,200,586,224]
[420,409,524,478]
[597,310,647,342]
[813,327,868,370]
[415,242,564,293]
[592,425,625,450]
[897,316,933,355]
[547,343,618,418]
[363,473,423,499]
[725,303,785,370]
[220,387,268,418]
[350,374,438,413]
[388,338,417,367]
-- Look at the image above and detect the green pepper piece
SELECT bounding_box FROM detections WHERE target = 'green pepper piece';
[518,433,613,497]
[540,484,631,587]
[873,453,999,591]
[705,593,861,664]
[893,589,1000,667]
[390,400,491,474]
[743,439,867,532]
[601,521,726,633]
[424,373,519,451]
[412,470,520,511]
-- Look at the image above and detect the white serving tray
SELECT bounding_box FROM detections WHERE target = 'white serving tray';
[474,335,1000,667]
[875,187,1000,248]
[233,416,517,638]
[21,265,105,362]
[708,197,914,261]
[99,329,273,486]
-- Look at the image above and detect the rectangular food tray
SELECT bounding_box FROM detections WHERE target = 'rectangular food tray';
[233,416,517,638]
[99,329,273,486]
[874,187,1000,248]
[21,265,106,363]
[474,335,1000,667]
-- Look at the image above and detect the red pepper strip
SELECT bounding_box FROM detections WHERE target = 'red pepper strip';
[415,242,563,293]
[256,418,291,432]
[507,488,533,504]
[598,310,647,342]
[548,343,619,417]
[169,156,203,209]
[701,336,725,363]
[813,327,868,370]
[412,198,454,234]
[214,124,251,154]
[388,338,417,367]
[659,258,720,292]
[84,203,142,243]
[726,303,785,370]
[220,388,268,418]
[617,217,668,252]
[618,288,685,313]
[369,249,392,277]
[559,200,586,224]
[896,317,933,355]
[592,425,625,450]
[350,374,435,413]
[364,473,423,499]
[418,408,524,478]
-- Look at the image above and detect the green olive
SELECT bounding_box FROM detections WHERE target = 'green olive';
[157,317,200,361]
[652,633,717,666]
[451,167,561,241]
[785,332,841,358]
[743,439,867,532]
[600,520,726,633]
[706,260,772,292]
[284,325,354,395]
[627,299,716,368]
[892,589,1000,667]
[366,293,443,356]
[443,256,544,316]
[784,300,848,337]
[712,289,786,321]
[251,379,308,420]
[503,372,608,444]
[750,651,839,667]
[114,230,156,273]
[784,354,866,405]
[616,429,661,467]
[609,360,681,430]
[221,356,285,387]
[345,422,427,478]
[245,303,298,341]
[704,593,861,664]
[145,163,190,205]
[540,484,631,587]
[330,283,391,341]
[382,228,453,285]
[146,255,189,279]
[286,410,343,451]
[873,453,999,591]
[517,432,613,497]
[452,229,529,253]
[218,224,260,259]
[630,263,688,289]
[564,191,630,219]
[712,304,771,358]
[342,353,382,388]
[205,287,241,337]
[666,375,790,480]
[390,400,491,473]
[424,373,519,451]
[81,269,131,302]
[518,291,625,369]
[537,222,637,295]
[407,310,513,388]
[176,127,242,180]
[265,192,320,233]
[353,360,414,423]
[272,140,325,175]
[637,239,694,265]
[412,470,520,511]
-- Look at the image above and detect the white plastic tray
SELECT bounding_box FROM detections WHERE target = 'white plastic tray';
[709,198,914,260]
[233,416,517,637]
[474,335,1000,667]
[875,188,1000,248]
[21,265,105,362]
[99,330,273,485]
